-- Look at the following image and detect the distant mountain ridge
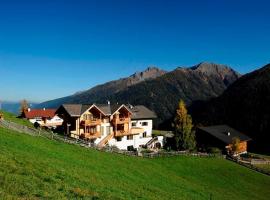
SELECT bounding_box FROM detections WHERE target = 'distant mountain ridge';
[37,62,240,126]
[1,101,38,115]
[190,63,270,153]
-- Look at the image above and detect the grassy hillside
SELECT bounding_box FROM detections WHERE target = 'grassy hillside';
[0,127,270,199]
[0,110,33,128]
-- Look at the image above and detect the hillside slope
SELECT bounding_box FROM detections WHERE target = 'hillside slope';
[0,127,270,199]
[191,64,270,153]
[38,62,240,126]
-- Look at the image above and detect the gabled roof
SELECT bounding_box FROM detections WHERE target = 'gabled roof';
[198,125,251,144]
[24,109,56,119]
[95,104,111,115]
[60,104,107,117]
[110,104,121,115]
[81,104,107,116]
[57,103,157,119]
[110,104,132,116]
[129,105,157,119]
[61,104,82,117]
[81,104,92,115]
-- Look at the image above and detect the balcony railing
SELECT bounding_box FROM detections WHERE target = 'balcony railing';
[130,127,144,134]
[114,130,129,137]
[82,119,102,126]
[83,132,101,139]
[114,127,143,137]
[113,117,130,124]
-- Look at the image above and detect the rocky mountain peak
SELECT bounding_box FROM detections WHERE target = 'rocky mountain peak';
[130,66,167,81]
[193,62,241,86]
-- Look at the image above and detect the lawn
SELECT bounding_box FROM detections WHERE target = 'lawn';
[0,127,270,200]
[254,164,270,174]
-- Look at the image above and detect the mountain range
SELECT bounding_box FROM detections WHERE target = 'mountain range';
[37,62,240,126]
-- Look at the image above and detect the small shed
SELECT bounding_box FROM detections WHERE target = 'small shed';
[197,125,252,155]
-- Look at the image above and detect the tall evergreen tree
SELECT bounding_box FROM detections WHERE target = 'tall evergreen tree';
[173,100,196,151]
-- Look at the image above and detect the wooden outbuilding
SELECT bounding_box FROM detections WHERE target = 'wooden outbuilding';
[196,125,251,155]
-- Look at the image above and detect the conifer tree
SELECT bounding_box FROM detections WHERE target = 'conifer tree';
[173,100,196,150]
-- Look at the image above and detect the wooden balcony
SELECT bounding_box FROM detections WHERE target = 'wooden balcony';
[82,132,101,139]
[113,117,130,124]
[81,119,102,126]
[130,127,144,134]
[114,128,143,137]
[114,130,129,137]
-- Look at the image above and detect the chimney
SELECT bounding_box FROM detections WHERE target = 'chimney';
[28,108,31,112]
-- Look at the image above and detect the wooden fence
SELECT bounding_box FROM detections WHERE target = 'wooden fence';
[226,156,270,176]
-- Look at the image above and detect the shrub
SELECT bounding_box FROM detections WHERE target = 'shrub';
[207,147,222,155]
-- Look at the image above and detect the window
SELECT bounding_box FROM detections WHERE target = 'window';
[127,135,133,140]
[142,122,148,126]
[131,122,136,127]
[116,137,122,141]
[143,132,147,138]
[127,145,134,151]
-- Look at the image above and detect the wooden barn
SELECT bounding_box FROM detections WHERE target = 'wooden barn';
[196,125,251,155]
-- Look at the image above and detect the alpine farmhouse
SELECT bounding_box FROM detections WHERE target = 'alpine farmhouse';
[22,108,63,127]
[56,103,163,150]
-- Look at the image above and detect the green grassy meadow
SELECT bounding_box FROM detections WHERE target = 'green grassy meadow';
[0,110,34,128]
[0,127,270,199]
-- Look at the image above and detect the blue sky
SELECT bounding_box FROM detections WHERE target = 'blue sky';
[0,0,269,102]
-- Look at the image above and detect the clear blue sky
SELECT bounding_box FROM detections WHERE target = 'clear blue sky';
[0,0,269,102]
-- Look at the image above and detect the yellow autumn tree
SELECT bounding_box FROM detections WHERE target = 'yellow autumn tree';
[20,99,29,116]
[231,137,241,154]
[173,100,196,151]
